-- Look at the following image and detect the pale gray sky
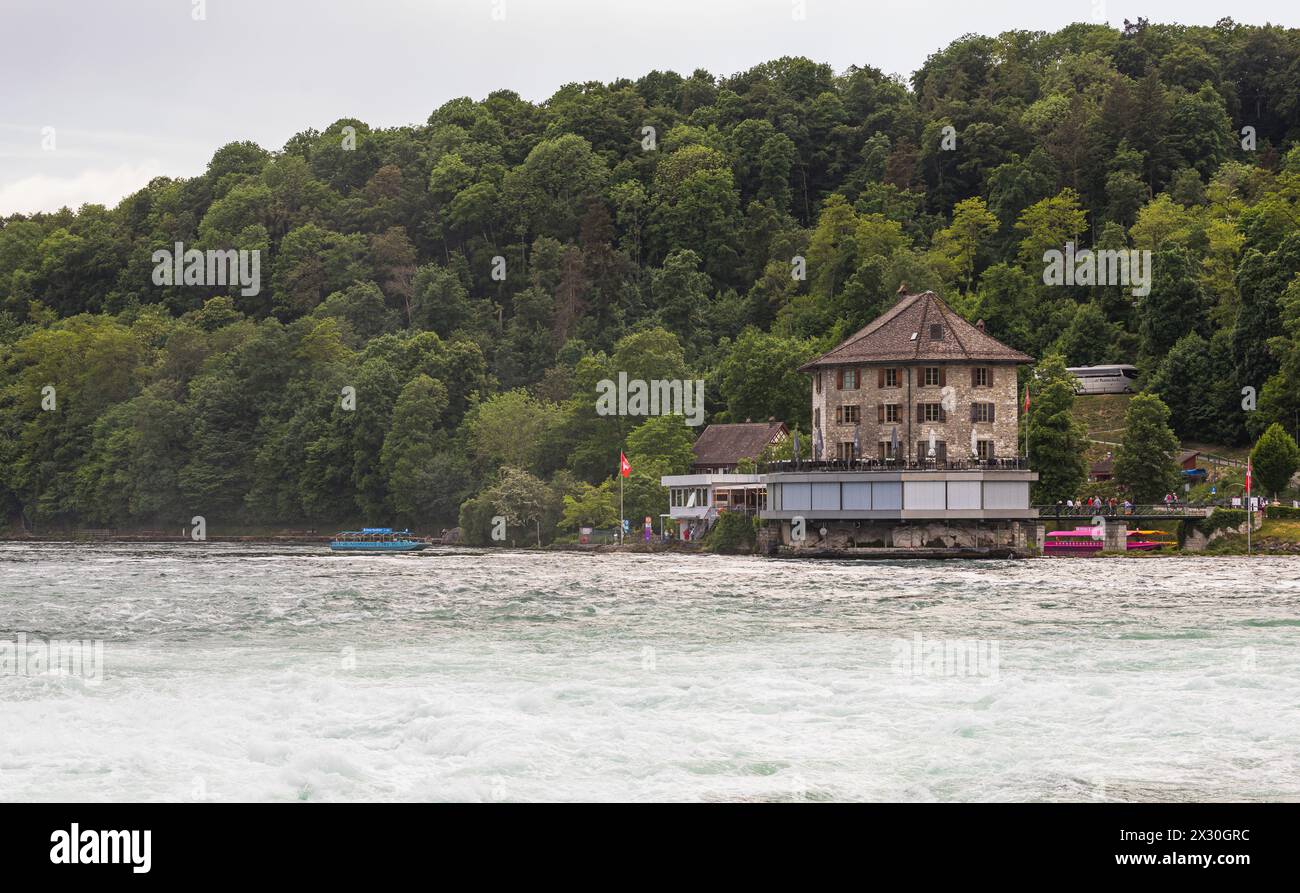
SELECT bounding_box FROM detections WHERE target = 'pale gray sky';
[0,0,1292,214]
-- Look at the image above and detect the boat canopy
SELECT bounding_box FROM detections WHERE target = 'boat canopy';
[334,528,417,540]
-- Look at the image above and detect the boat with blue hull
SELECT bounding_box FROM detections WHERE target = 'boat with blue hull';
[329,528,429,552]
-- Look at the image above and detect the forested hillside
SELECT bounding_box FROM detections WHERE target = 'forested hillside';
[4,19,1300,537]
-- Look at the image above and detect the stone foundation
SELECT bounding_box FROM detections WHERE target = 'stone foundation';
[773,519,1024,551]
[1181,512,1264,552]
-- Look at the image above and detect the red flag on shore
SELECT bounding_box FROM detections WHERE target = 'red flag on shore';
[619,452,631,478]
[1023,387,1031,413]
[1245,457,1252,496]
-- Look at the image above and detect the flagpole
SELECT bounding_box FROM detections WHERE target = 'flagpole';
[620,450,625,546]
[1246,457,1252,557]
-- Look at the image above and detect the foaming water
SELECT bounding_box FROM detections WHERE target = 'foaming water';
[1,543,1298,802]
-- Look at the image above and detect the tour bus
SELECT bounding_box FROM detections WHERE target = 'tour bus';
[1066,364,1138,395]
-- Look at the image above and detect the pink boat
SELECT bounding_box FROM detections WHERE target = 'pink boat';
[1044,527,1175,555]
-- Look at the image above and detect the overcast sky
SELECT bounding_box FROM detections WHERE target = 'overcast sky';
[0,0,1292,214]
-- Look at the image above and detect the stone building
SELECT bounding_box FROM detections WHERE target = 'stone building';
[802,290,1031,463]
[759,290,1040,553]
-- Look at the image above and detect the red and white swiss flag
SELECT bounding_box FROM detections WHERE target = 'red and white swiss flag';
[619,451,631,478]
[1245,457,1252,496]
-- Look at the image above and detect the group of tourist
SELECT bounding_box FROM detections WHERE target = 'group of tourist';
[1057,496,1134,515]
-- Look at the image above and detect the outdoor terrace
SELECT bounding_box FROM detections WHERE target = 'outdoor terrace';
[760,457,1031,474]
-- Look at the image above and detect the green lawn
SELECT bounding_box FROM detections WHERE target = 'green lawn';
[1070,394,1246,469]
[1072,394,1132,444]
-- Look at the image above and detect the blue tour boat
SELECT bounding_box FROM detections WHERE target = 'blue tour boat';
[329,528,429,552]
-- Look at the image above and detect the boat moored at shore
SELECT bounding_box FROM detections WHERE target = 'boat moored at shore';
[329,528,429,552]
[1044,527,1176,555]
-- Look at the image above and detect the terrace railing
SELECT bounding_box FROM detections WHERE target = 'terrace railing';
[761,456,1031,474]
[1034,503,1215,518]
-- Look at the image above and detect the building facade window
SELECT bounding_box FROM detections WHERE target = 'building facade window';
[837,441,856,460]
[924,367,941,387]
[976,439,994,461]
[671,487,710,508]
[836,405,860,424]
[972,367,991,387]
[841,367,858,390]
[884,403,899,423]
[923,402,944,422]
[972,402,995,422]
[884,368,899,388]
[878,441,898,460]
[816,371,822,394]
[814,408,820,429]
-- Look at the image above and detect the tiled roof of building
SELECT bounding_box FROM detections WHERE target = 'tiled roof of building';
[799,290,1034,369]
[691,421,787,466]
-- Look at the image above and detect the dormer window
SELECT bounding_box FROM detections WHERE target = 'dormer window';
[930,324,944,341]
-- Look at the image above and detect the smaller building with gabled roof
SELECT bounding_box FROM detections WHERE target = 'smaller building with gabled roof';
[689,419,788,473]
[659,420,787,542]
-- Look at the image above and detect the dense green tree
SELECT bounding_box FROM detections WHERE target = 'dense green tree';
[558,482,619,531]
[714,328,818,430]
[650,249,712,344]
[502,134,609,243]
[465,389,563,474]
[1138,246,1209,364]
[625,414,696,477]
[1113,393,1181,503]
[1056,302,1116,367]
[1027,356,1090,504]
[932,197,999,293]
[381,374,450,522]
[1250,423,1300,498]
[483,466,560,547]
[1015,189,1088,268]
[1148,332,1220,442]
[270,224,370,318]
